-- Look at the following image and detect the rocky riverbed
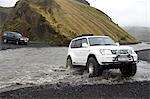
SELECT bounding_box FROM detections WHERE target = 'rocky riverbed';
[0,43,150,98]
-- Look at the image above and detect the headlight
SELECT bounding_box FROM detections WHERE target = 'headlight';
[20,38,24,40]
[26,38,29,41]
[100,49,112,55]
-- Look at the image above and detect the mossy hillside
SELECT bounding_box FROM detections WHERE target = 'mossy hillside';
[2,0,137,45]
[0,7,12,13]
[0,7,13,39]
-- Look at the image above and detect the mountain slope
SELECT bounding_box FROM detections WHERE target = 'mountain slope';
[2,0,137,45]
[123,26,150,42]
[0,7,12,33]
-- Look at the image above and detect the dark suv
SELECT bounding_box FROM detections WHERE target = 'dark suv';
[2,32,29,45]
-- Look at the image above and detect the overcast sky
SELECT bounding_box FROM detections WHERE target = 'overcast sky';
[0,0,149,27]
[87,0,150,27]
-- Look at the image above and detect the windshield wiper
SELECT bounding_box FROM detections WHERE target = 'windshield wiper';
[91,44,116,46]
[91,44,103,46]
[104,44,116,45]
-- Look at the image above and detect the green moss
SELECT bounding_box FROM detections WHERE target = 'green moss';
[0,7,12,13]
[120,35,130,41]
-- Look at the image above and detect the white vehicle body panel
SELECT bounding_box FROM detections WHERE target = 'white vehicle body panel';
[67,36,138,66]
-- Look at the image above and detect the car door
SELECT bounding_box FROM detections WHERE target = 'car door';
[7,33,12,42]
[12,33,17,43]
[70,39,82,65]
[79,38,90,65]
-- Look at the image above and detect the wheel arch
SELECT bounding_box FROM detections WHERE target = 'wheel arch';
[67,55,72,60]
[87,54,98,65]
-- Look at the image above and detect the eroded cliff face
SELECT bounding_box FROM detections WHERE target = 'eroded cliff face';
[2,0,137,45]
[0,7,12,37]
[0,12,8,25]
[0,7,12,24]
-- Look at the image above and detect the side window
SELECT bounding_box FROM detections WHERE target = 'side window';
[7,33,11,37]
[71,39,87,48]
[10,33,14,38]
[75,39,82,48]
[7,33,14,38]
[12,33,15,38]
[71,41,75,48]
[71,39,82,48]
[82,38,88,45]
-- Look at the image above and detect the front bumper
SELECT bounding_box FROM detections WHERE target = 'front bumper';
[96,54,138,65]
[20,40,29,43]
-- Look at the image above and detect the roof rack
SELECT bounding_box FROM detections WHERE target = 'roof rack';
[75,34,94,38]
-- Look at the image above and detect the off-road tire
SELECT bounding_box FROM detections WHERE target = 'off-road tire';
[3,39,7,44]
[66,57,74,69]
[120,63,137,77]
[87,57,103,77]
[16,40,19,45]
[24,42,28,45]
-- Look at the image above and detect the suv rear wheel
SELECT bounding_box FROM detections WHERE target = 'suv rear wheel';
[66,57,74,69]
[120,63,137,77]
[3,39,7,43]
[24,42,28,45]
[87,57,103,77]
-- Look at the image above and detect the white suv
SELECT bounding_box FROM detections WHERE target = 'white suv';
[66,36,138,77]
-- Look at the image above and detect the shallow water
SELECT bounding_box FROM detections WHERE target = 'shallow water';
[0,47,150,89]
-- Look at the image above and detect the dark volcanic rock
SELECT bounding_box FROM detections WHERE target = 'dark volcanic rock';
[0,81,149,99]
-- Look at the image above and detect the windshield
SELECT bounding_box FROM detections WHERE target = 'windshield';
[89,37,116,46]
[15,33,22,38]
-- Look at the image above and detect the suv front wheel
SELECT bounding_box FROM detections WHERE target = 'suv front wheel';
[16,40,19,45]
[87,57,103,77]
[120,63,137,77]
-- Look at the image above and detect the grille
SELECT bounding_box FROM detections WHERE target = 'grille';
[111,50,128,54]
[118,50,128,54]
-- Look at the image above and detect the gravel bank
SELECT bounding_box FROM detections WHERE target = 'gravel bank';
[137,50,150,62]
[0,81,149,99]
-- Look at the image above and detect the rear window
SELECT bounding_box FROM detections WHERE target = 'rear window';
[71,41,76,48]
[71,39,82,48]
[7,33,14,37]
[71,38,88,48]
[82,38,88,44]
[75,39,82,48]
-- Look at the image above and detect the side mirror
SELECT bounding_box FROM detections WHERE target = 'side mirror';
[82,43,88,48]
[116,42,120,46]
